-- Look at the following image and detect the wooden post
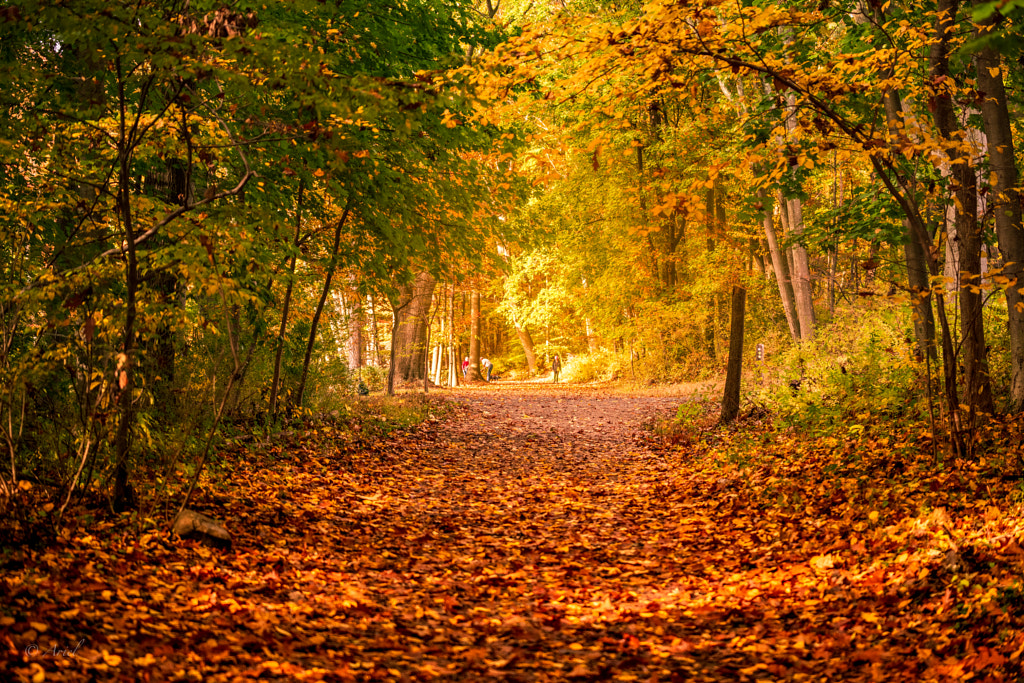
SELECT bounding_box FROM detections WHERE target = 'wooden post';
[722,285,746,423]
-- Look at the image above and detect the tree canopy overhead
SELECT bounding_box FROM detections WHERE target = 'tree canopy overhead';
[1,0,1022,514]
[0,0,520,511]
[469,0,1024,429]
[3,2,1024,682]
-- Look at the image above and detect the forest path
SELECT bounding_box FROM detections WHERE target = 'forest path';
[6,383,905,682]
[315,382,730,680]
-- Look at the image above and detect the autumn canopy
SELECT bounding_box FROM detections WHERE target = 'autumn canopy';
[1,0,1024,681]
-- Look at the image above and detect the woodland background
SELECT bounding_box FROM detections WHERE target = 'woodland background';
[0,0,1023,556]
[4,1,1024,681]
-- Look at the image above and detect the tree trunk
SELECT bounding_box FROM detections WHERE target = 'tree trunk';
[295,197,353,408]
[785,198,815,341]
[975,28,1024,412]
[432,286,447,386]
[904,228,936,360]
[144,160,191,414]
[392,271,436,383]
[751,238,766,275]
[827,245,838,318]
[423,296,434,394]
[468,290,482,381]
[956,148,993,413]
[448,288,459,387]
[883,85,936,360]
[721,286,746,423]
[269,180,303,420]
[706,294,717,361]
[146,277,178,414]
[387,308,399,396]
[385,289,415,396]
[645,100,683,290]
[928,0,993,413]
[783,92,815,341]
[876,107,937,360]
[761,189,801,341]
[512,308,537,375]
[112,60,140,513]
[112,138,138,514]
[346,291,364,370]
[368,294,382,367]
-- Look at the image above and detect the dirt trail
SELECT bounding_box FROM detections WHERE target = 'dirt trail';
[1,383,845,682]
[307,384,729,681]
[439,383,682,479]
[8,382,1018,682]
[451,383,681,443]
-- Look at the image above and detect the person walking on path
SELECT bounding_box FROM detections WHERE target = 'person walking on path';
[552,354,562,383]
[462,357,469,380]
[481,358,493,382]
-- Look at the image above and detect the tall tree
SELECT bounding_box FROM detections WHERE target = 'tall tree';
[973,4,1024,412]
[393,272,438,383]
[469,290,483,381]
[927,0,993,413]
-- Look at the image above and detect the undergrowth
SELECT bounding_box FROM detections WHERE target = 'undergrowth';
[655,300,1024,511]
[750,303,928,436]
[0,393,450,548]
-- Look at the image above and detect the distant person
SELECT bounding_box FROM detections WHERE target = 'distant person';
[462,357,469,380]
[552,354,562,383]
[481,357,493,382]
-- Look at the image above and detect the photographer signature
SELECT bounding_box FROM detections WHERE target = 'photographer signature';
[24,639,85,659]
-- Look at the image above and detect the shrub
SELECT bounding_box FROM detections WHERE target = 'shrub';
[751,302,926,436]
[563,349,622,383]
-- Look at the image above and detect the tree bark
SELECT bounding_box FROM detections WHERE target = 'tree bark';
[751,238,766,275]
[112,58,142,513]
[144,159,193,413]
[392,271,436,383]
[448,288,459,387]
[295,197,353,408]
[112,136,138,514]
[423,294,436,394]
[511,307,537,375]
[269,180,303,420]
[346,291,364,371]
[975,25,1024,412]
[721,286,746,423]
[368,294,382,367]
[385,290,414,396]
[761,189,800,341]
[781,91,815,341]
[904,225,937,360]
[431,286,447,386]
[468,290,482,381]
[387,307,399,396]
[928,0,993,413]
[784,198,815,340]
[645,100,683,290]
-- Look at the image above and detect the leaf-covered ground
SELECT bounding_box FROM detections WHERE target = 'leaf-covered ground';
[3,384,1024,681]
